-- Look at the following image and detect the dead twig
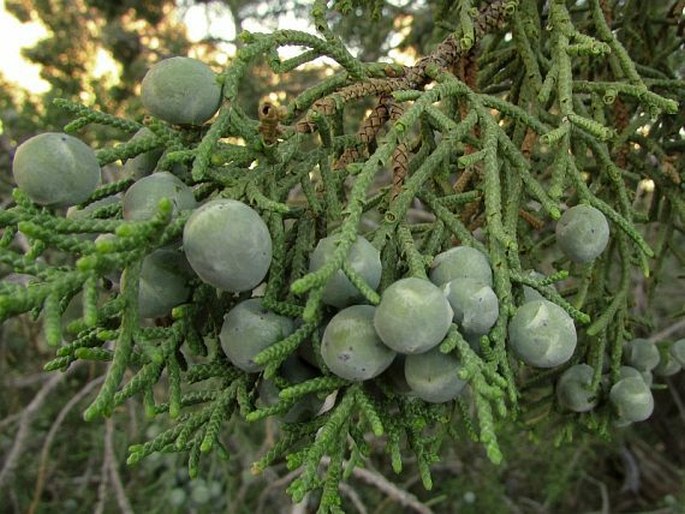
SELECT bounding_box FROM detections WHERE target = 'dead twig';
[94,400,135,514]
[666,376,685,425]
[0,412,23,432]
[580,473,610,514]
[5,372,52,388]
[339,482,369,514]
[648,318,685,343]
[0,371,68,490]
[322,457,434,514]
[105,418,134,514]
[28,375,105,514]
[618,445,641,494]
[256,468,303,514]
[94,440,109,514]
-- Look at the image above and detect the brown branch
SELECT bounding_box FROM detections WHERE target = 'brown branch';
[4,372,52,388]
[666,376,685,426]
[453,46,481,199]
[256,455,434,514]
[297,0,516,128]
[455,48,479,91]
[612,98,631,168]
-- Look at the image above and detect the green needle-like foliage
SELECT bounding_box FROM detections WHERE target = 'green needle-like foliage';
[1,0,683,511]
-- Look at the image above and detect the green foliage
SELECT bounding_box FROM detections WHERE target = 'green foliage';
[1,0,685,512]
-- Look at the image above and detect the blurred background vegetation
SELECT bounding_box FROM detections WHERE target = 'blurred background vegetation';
[0,1,683,512]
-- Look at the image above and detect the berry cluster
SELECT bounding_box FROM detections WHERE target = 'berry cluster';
[2,1,682,501]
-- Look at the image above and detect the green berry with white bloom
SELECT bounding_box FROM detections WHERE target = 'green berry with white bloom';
[12,132,101,207]
[321,305,396,381]
[508,299,577,368]
[555,204,610,264]
[309,235,382,308]
[374,277,453,354]
[404,347,467,403]
[443,278,499,336]
[429,246,492,287]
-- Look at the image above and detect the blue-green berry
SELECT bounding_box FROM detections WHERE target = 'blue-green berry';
[141,57,222,126]
[609,376,654,423]
[653,344,682,377]
[670,339,685,367]
[123,171,197,221]
[12,132,101,207]
[508,299,577,368]
[219,298,294,373]
[135,249,193,319]
[429,246,492,287]
[122,128,163,180]
[404,347,467,403]
[555,204,610,264]
[309,235,382,308]
[623,338,660,372]
[321,305,396,381]
[374,277,453,354]
[443,278,499,336]
[183,199,272,292]
[556,364,597,412]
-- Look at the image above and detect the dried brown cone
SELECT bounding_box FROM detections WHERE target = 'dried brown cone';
[519,208,546,230]
[453,166,476,194]
[466,208,486,233]
[454,48,481,193]
[521,128,537,159]
[462,196,484,228]
[361,99,393,146]
[258,101,286,144]
[391,142,409,200]
[599,0,612,26]
[385,97,409,199]
[295,79,400,134]
[661,157,681,185]
[612,97,631,168]
[294,119,317,134]
[314,80,400,118]
[669,0,685,36]
[407,0,514,87]
[334,99,391,171]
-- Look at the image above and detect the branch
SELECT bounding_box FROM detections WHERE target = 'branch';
[339,482,368,514]
[105,418,134,514]
[321,457,434,514]
[28,375,105,514]
[0,369,71,490]
[648,319,685,343]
